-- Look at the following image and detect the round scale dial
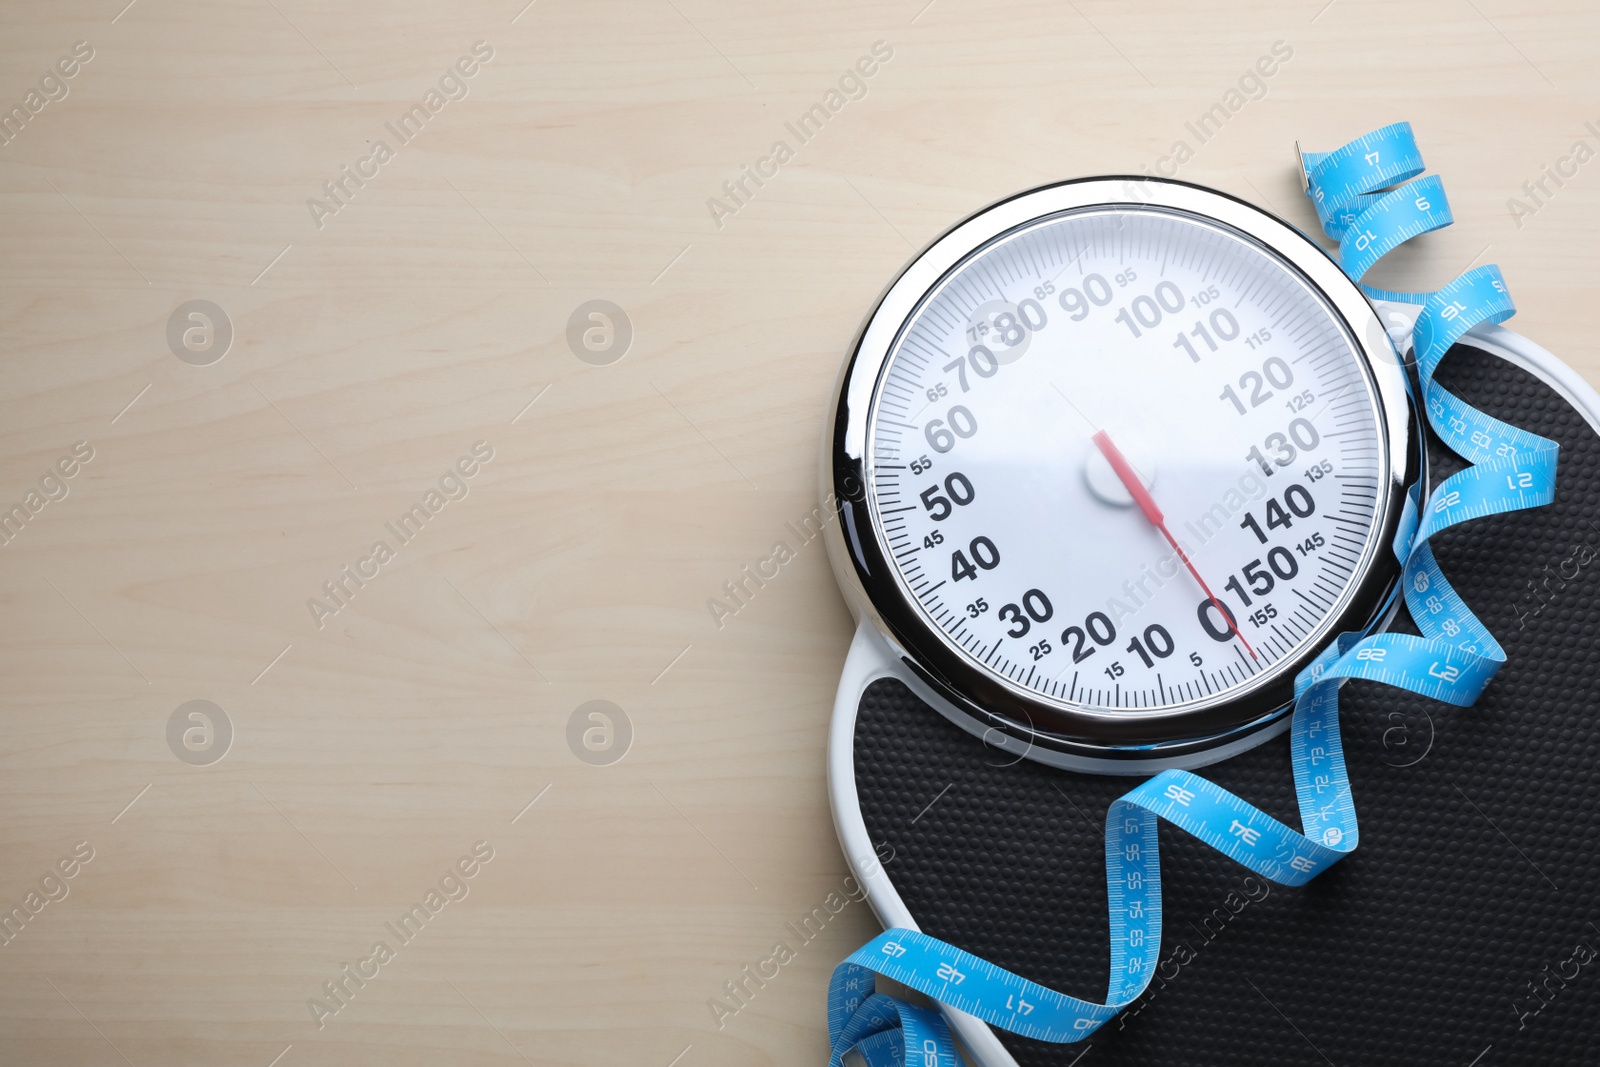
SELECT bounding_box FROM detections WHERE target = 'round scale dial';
[864,205,1389,717]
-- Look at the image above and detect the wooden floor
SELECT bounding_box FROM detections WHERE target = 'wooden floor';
[1,1,1596,1064]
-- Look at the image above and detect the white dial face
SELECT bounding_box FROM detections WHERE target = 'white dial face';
[866,208,1388,714]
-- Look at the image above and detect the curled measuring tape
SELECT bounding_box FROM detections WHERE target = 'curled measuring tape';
[825,123,1559,1066]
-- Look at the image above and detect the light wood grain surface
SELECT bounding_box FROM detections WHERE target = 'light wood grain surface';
[2,1,1597,1064]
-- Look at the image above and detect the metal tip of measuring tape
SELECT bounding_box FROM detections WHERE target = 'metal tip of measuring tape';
[1294,140,1309,194]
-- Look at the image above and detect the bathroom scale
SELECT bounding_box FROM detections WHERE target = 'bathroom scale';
[819,126,1599,1066]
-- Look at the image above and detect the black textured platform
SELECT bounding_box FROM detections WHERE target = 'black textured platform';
[851,345,1600,1066]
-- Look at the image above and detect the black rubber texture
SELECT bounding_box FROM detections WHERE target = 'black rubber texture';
[851,345,1600,1066]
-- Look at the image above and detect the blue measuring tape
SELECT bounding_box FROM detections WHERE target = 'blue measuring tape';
[826,123,1559,1066]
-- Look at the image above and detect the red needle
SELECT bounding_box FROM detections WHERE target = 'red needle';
[1091,430,1258,660]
